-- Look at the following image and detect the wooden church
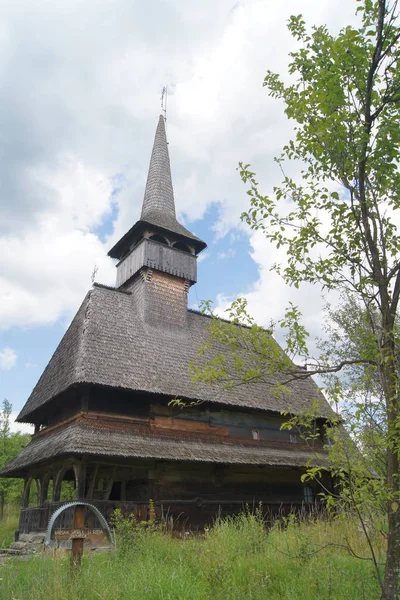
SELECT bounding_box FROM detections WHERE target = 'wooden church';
[1,115,334,534]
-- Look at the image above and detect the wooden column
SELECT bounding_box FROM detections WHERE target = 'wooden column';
[22,477,32,508]
[39,473,51,505]
[103,467,116,501]
[33,479,40,505]
[52,467,65,502]
[86,464,99,500]
[73,463,87,500]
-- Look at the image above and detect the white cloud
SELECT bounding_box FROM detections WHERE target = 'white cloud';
[197,251,210,263]
[217,248,236,260]
[214,229,339,357]
[10,412,33,435]
[0,0,358,329]
[0,157,115,328]
[0,347,17,370]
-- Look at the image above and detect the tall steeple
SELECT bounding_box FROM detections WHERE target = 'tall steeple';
[141,115,176,224]
[108,115,206,294]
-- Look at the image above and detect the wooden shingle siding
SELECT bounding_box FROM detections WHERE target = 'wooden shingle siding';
[116,238,197,288]
[0,415,327,478]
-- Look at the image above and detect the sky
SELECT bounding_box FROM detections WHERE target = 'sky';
[0,0,359,432]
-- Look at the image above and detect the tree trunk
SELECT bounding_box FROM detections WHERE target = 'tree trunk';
[380,325,400,600]
[383,482,400,600]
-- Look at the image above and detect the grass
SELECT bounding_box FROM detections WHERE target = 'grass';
[0,510,385,600]
[0,505,19,549]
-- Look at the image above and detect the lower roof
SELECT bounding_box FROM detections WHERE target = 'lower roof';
[0,416,328,477]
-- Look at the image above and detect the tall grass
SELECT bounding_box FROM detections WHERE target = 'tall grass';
[0,505,19,548]
[0,511,384,600]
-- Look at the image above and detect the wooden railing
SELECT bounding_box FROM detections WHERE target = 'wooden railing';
[18,498,314,534]
[18,501,149,534]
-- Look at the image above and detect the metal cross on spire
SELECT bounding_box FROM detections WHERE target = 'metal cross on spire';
[160,86,168,121]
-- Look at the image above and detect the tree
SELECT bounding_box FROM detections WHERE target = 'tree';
[195,1,400,597]
[0,400,30,515]
[321,292,388,476]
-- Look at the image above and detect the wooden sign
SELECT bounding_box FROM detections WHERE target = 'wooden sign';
[45,501,113,549]
[45,501,114,573]
[54,528,105,541]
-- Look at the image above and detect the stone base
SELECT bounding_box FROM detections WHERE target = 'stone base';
[8,532,113,555]
[9,533,45,555]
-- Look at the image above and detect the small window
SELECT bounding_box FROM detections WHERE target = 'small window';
[252,429,259,440]
[173,241,191,253]
[304,484,313,504]
[149,234,169,246]
[289,433,296,443]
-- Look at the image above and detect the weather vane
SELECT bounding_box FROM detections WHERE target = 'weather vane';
[161,86,168,121]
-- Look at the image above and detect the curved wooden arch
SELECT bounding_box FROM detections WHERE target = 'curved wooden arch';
[22,476,40,508]
[52,465,75,502]
[44,501,114,548]
[22,476,33,508]
[39,473,52,505]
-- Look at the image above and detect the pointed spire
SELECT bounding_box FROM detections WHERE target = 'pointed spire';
[141,115,176,222]
[108,114,207,260]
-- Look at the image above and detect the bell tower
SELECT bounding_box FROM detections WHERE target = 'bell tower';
[108,115,206,327]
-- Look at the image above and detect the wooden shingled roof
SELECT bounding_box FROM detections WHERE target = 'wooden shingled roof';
[17,284,334,424]
[108,115,206,259]
[1,415,328,477]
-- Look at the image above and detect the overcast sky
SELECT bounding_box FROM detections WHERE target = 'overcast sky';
[0,0,358,430]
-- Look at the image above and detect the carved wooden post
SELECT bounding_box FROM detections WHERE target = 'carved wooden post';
[103,467,116,501]
[34,479,40,506]
[86,464,99,500]
[39,473,51,505]
[71,505,85,572]
[22,477,32,508]
[52,468,64,503]
[73,463,86,500]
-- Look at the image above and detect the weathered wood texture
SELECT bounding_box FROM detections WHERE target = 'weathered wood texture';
[150,403,303,443]
[14,283,333,426]
[18,457,325,532]
[19,496,313,533]
[116,238,197,288]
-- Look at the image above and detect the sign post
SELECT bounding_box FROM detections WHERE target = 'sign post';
[45,501,114,575]
[71,504,85,571]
